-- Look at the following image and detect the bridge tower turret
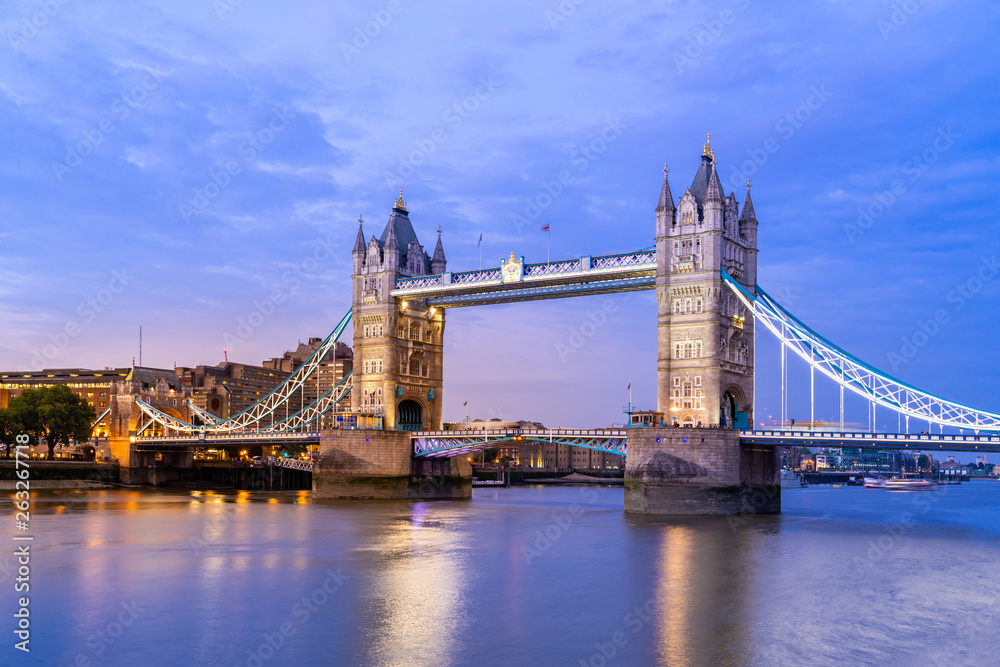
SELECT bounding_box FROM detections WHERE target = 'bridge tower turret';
[430,228,447,275]
[655,135,756,429]
[352,215,366,274]
[739,180,759,288]
[351,191,445,431]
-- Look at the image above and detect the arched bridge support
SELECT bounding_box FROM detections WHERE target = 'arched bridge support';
[625,427,780,515]
[313,430,470,500]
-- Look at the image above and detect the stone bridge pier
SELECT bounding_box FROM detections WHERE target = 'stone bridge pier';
[312,430,470,500]
[625,428,779,515]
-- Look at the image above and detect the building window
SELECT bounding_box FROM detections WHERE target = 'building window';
[673,341,702,359]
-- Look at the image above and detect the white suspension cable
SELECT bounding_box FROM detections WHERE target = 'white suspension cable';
[722,269,1000,433]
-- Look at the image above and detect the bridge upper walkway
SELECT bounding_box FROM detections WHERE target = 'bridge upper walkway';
[390,249,655,307]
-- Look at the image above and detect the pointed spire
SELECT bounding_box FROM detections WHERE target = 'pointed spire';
[740,178,757,222]
[706,162,723,203]
[384,215,399,249]
[353,214,366,253]
[702,132,714,160]
[656,164,675,212]
[432,227,446,263]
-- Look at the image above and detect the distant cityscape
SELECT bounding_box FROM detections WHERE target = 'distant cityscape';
[780,446,997,479]
[0,336,353,459]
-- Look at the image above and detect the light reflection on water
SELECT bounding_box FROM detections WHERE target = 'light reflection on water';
[5,483,1000,666]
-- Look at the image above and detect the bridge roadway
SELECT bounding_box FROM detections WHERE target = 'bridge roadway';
[741,430,1000,453]
[135,431,322,446]
[413,428,1000,457]
[134,428,1000,457]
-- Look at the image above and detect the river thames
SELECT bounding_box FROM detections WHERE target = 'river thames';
[6,482,999,666]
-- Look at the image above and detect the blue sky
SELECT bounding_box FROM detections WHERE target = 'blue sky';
[1,0,998,435]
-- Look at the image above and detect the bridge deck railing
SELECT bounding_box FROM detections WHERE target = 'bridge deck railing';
[413,429,628,438]
[744,430,1000,443]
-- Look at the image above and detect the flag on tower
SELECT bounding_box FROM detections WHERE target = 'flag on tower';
[477,233,482,246]
[541,224,550,232]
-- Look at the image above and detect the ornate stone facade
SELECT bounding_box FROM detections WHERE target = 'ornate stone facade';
[655,136,759,428]
[351,192,446,430]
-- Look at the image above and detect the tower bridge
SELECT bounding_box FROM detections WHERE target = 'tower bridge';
[130,134,1000,513]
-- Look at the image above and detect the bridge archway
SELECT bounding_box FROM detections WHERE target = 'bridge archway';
[722,385,748,430]
[397,399,424,431]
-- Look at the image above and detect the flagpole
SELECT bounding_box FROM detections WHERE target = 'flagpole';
[479,234,482,270]
[547,228,550,264]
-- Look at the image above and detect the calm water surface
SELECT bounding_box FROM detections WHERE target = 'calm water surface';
[4,482,999,666]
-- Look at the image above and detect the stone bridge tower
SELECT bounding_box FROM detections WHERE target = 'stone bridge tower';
[627,136,775,516]
[655,135,759,428]
[351,192,446,431]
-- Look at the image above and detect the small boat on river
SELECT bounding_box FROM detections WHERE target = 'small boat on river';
[884,478,938,491]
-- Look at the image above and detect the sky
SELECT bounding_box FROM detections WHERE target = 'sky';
[1,0,999,438]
